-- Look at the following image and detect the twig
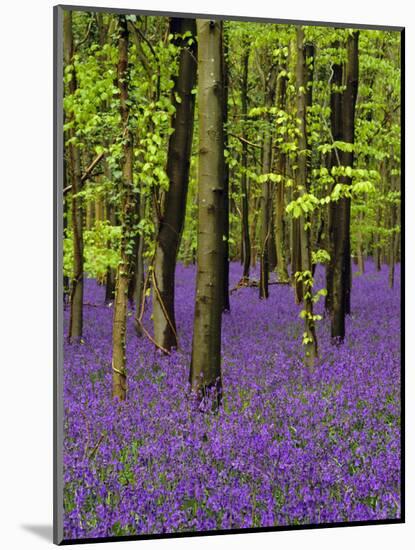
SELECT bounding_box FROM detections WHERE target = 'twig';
[151,269,178,347]
[88,433,106,460]
[135,270,171,355]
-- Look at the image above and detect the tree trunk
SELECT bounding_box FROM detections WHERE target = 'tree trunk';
[189,19,224,407]
[153,18,197,351]
[268,209,277,271]
[259,66,277,299]
[112,16,134,401]
[250,196,260,268]
[274,70,289,282]
[296,27,318,367]
[105,200,116,303]
[374,203,382,271]
[64,11,84,342]
[127,192,142,303]
[240,42,251,280]
[357,209,365,273]
[134,196,146,335]
[325,50,343,313]
[389,174,399,288]
[292,218,303,303]
[222,25,231,312]
[63,159,70,304]
[331,31,359,340]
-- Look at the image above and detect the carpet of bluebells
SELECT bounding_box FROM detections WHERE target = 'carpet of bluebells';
[63,261,401,539]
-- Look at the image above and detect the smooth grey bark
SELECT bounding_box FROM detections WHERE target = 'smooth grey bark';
[189,19,224,407]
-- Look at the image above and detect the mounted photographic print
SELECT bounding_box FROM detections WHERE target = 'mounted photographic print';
[53,4,404,544]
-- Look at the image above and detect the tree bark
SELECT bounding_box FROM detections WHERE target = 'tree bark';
[296,27,318,367]
[331,31,359,340]
[134,196,146,335]
[104,200,116,303]
[112,16,134,401]
[259,66,277,299]
[268,212,277,271]
[153,18,198,351]
[274,69,289,283]
[64,11,84,342]
[325,48,343,313]
[240,42,251,280]
[222,25,231,312]
[189,19,224,407]
[389,174,399,288]
[357,208,365,273]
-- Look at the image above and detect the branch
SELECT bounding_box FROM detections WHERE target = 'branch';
[75,15,94,51]
[63,152,105,194]
[132,23,158,60]
[228,133,262,149]
[81,152,105,183]
[128,22,152,76]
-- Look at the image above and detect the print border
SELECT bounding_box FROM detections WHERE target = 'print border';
[53,4,405,544]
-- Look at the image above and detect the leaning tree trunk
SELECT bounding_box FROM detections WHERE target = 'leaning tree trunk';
[331,31,359,341]
[112,16,134,401]
[296,27,318,367]
[64,11,84,342]
[189,19,224,407]
[240,41,251,280]
[152,18,197,351]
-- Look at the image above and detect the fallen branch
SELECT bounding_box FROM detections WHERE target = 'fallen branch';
[230,277,290,293]
[88,433,106,460]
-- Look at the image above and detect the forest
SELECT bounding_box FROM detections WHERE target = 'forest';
[61,8,401,539]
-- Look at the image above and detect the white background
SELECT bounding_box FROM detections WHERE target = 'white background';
[0,0,412,548]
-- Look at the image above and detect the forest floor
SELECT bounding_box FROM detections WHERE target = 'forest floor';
[63,261,401,539]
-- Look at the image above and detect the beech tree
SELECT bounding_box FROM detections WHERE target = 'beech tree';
[189,19,224,405]
[153,18,197,351]
[295,26,318,366]
[64,10,84,342]
[112,16,134,400]
[331,31,359,341]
